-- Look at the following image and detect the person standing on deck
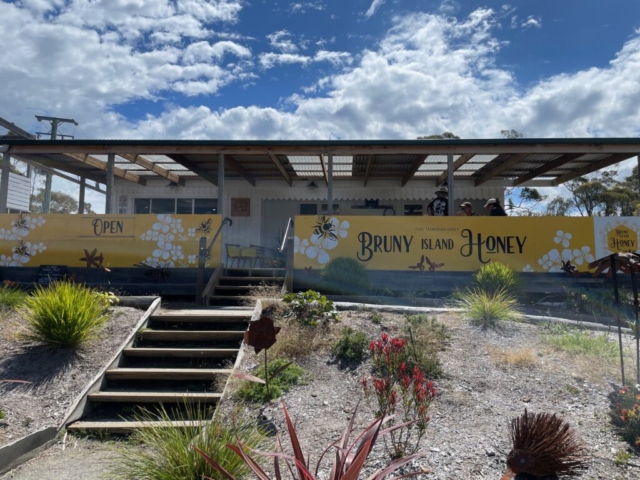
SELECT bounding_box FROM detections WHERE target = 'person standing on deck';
[484,198,508,216]
[427,187,449,216]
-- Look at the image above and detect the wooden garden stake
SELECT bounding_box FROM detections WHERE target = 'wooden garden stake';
[611,254,626,385]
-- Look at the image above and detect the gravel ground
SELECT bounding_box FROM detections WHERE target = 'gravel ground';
[0,306,142,448]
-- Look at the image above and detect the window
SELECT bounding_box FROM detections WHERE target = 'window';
[194,198,217,214]
[300,203,318,215]
[321,203,340,214]
[133,198,217,214]
[404,204,423,216]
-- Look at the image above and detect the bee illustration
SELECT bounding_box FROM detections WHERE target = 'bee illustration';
[304,266,313,275]
[135,262,172,283]
[425,255,444,271]
[12,241,30,260]
[196,218,212,235]
[12,214,30,234]
[313,215,337,241]
[561,260,582,278]
[409,255,426,271]
[408,255,444,272]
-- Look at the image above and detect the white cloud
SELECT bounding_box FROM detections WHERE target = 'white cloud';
[439,0,459,15]
[290,2,325,13]
[266,30,299,53]
[259,50,351,69]
[510,15,518,29]
[522,15,542,29]
[365,0,386,19]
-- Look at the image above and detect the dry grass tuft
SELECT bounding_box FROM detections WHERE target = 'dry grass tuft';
[240,282,283,307]
[269,322,335,360]
[487,345,537,368]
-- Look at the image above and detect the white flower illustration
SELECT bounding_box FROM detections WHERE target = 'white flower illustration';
[294,236,309,254]
[332,218,350,239]
[187,254,197,264]
[522,264,533,272]
[152,239,184,262]
[554,230,572,248]
[143,256,175,268]
[538,248,573,272]
[187,227,196,237]
[571,246,595,266]
[0,254,20,267]
[305,235,337,264]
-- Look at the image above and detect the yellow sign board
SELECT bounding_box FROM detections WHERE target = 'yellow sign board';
[0,213,222,268]
[293,216,599,273]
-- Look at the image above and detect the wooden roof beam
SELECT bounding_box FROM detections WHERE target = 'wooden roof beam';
[268,153,292,186]
[0,116,36,139]
[474,153,529,186]
[64,153,145,185]
[119,154,185,185]
[436,153,475,186]
[167,154,218,186]
[225,155,256,186]
[12,154,105,184]
[401,154,429,186]
[364,155,374,187]
[318,155,328,184]
[512,153,584,186]
[553,153,638,185]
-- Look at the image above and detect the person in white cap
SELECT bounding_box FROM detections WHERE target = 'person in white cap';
[484,198,508,216]
[427,186,448,216]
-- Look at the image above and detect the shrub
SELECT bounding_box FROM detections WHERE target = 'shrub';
[0,283,27,309]
[282,290,339,327]
[18,281,110,348]
[109,403,267,480]
[611,385,640,452]
[458,288,521,328]
[320,257,371,295]
[546,329,619,358]
[363,333,437,459]
[473,262,520,296]
[197,402,425,480]
[237,358,307,403]
[402,314,448,379]
[331,327,369,363]
[0,410,5,420]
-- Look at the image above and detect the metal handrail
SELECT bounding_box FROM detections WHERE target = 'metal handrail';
[279,218,294,252]
[206,216,233,254]
[196,216,232,305]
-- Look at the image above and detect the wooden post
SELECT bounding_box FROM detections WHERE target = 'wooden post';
[196,236,207,305]
[218,153,224,216]
[0,153,10,213]
[611,254,625,385]
[105,153,114,214]
[327,153,333,214]
[78,176,86,214]
[285,237,294,293]
[637,155,640,194]
[447,153,454,216]
[43,173,52,213]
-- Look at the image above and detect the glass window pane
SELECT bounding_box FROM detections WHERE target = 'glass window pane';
[194,198,217,214]
[177,198,193,214]
[404,204,423,216]
[300,203,318,215]
[134,198,151,214]
[151,198,176,214]
[321,203,340,214]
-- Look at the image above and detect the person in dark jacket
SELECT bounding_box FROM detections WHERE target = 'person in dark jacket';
[484,198,508,216]
[427,186,449,216]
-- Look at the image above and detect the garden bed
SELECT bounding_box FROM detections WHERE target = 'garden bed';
[0,306,142,448]
[221,308,640,479]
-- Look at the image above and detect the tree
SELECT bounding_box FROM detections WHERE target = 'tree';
[505,186,547,216]
[30,188,94,214]
[417,132,460,139]
[501,129,524,139]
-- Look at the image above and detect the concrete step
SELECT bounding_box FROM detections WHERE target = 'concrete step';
[151,310,252,322]
[105,368,232,380]
[67,420,209,434]
[87,392,222,403]
[122,347,240,358]
[138,330,245,342]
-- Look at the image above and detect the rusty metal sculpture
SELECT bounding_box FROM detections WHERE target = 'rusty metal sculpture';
[501,409,588,480]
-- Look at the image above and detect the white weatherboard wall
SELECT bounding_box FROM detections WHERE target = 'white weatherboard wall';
[0,172,31,212]
[114,178,504,260]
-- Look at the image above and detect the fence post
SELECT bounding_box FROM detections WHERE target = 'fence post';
[195,236,207,305]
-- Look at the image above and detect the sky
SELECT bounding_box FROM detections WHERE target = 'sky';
[1,0,640,212]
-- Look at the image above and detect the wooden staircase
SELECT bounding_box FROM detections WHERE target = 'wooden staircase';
[207,267,285,306]
[66,309,252,434]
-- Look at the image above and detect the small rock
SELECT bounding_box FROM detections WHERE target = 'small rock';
[486,449,496,457]
[323,401,329,406]
[522,397,531,403]
[430,447,440,452]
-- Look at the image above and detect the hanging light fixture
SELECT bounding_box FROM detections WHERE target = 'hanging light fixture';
[307,180,318,189]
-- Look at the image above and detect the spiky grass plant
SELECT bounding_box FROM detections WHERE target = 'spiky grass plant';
[458,288,521,328]
[473,262,521,296]
[18,281,109,348]
[110,403,268,480]
[0,284,27,310]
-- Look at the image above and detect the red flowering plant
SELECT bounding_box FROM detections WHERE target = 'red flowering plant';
[611,385,640,451]
[362,333,437,459]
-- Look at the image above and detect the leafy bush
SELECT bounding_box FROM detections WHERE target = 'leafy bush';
[92,290,119,308]
[331,327,369,363]
[473,262,520,296]
[458,288,521,328]
[237,358,307,403]
[0,282,27,309]
[197,402,425,480]
[282,290,339,327]
[402,314,448,379]
[611,385,640,452]
[109,403,267,480]
[363,333,437,459]
[320,257,371,294]
[18,281,110,348]
[545,329,619,358]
